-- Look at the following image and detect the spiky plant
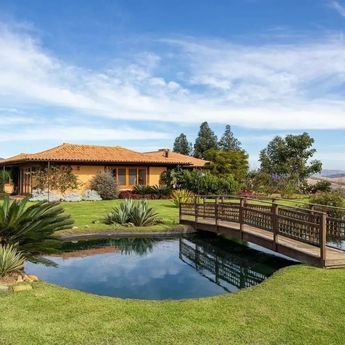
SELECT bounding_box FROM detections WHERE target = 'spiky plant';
[130,200,161,226]
[0,196,74,263]
[103,199,134,225]
[102,199,161,227]
[0,244,24,276]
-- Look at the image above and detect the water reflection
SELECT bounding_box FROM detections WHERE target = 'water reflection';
[62,237,158,257]
[179,236,290,292]
[25,234,293,299]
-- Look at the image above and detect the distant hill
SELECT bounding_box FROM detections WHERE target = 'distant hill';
[316,169,345,178]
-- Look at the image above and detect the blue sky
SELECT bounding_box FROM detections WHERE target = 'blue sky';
[0,0,345,168]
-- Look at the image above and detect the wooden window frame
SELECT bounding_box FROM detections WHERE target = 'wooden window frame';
[105,166,148,188]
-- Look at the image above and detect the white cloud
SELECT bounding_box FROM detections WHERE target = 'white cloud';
[330,1,345,17]
[1,24,345,129]
[0,126,169,142]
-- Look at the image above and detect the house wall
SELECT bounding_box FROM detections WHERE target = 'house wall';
[148,167,166,186]
[71,165,105,191]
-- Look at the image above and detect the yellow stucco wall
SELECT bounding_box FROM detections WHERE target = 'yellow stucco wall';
[71,165,105,191]
[148,167,166,186]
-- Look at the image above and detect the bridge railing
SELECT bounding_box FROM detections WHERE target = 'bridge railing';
[179,196,339,262]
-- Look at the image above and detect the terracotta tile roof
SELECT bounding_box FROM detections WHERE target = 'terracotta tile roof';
[0,143,202,166]
[143,149,208,167]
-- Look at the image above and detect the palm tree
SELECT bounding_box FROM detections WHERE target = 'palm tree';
[0,196,73,263]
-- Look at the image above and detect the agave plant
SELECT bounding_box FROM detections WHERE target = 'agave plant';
[103,199,134,225]
[102,199,161,227]
[0,244,24,276]
[0,196,74,263]
[130,200,161,226]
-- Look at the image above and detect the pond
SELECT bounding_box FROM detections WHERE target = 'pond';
[25,233,295,300]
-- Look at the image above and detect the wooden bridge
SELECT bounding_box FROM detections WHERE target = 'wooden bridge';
[179,196,345,268]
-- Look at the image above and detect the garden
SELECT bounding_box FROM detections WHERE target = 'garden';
[1,126,345,345]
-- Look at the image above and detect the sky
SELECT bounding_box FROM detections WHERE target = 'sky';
[0,0,345,169]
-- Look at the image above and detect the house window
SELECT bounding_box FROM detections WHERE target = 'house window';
[118,168,126,185]
[129,168,137,185]
[138,168,146,185]
[105,167,148,187]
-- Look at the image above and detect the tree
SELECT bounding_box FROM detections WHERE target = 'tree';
[218,125,241,151]
[259,132,322,189]
[173,133,192,155]
[204,149,249,183]
[30,165,79,193]
[193,122,218,159]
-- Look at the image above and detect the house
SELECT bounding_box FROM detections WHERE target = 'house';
[0,143,207,195]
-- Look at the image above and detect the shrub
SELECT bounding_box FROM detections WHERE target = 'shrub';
[0,196,73,263]
[82,190,102,201]
[310,192,345,218]
[0,244,24,277]
[133,185,172,198]
[63,192,82,202]
[103,199,161,227]
[90,172,119,200]
[306,180,332,194]
[30,189,62,202]
[178,170,239,195]
[171,189,195,207]
[0,170,11,193]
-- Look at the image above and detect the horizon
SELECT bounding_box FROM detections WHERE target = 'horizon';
[1,0,345,169]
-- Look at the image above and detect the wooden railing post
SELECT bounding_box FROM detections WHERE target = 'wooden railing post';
[239,198,245,240]
[203,197,206,218]
[320,212,327,266]
[178,196,182,223]
[215,197,219,232]
[272,203,279,250]
[194,196,198,228]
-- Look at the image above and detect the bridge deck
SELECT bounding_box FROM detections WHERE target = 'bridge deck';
[181,217,345,268]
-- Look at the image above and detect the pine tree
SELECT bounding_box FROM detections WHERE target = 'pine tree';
[218,125,241,151]
[193,122,218,159]
[173,133,192,155]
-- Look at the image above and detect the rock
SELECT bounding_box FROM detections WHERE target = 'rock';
[12,284,32,293]
[27,275,39,282]
[0,284,10,294]
[72,226,79,230]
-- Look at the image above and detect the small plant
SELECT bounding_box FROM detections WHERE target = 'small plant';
[0,244,24,277]
[171,189,194,207]
[130,200,161,226]
[0,196,73,263]
[103,199,135,225]
[0,170,11,193]
[82,190,102,201]
[63,192,82,202]
[133,185,172,198]
[90,172,119,200]
[103,199,161,227]
[30,189,62,202]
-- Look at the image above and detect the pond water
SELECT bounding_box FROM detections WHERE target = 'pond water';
[25,233,294,300]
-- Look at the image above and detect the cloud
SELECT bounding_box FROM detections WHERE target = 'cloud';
[1,24,345,130]
[330,1,345,17]
[0,126,169,142]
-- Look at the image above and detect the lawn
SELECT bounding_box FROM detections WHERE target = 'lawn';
[56,199,183,236]
[0,265,344,345]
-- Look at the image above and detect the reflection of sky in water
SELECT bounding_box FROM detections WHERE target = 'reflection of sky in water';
[25,236,293,300]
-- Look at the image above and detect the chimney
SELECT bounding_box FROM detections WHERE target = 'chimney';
[159,148,170,158]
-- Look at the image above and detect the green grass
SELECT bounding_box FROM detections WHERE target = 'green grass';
[0,265,344,345]
[57,200,182,236]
